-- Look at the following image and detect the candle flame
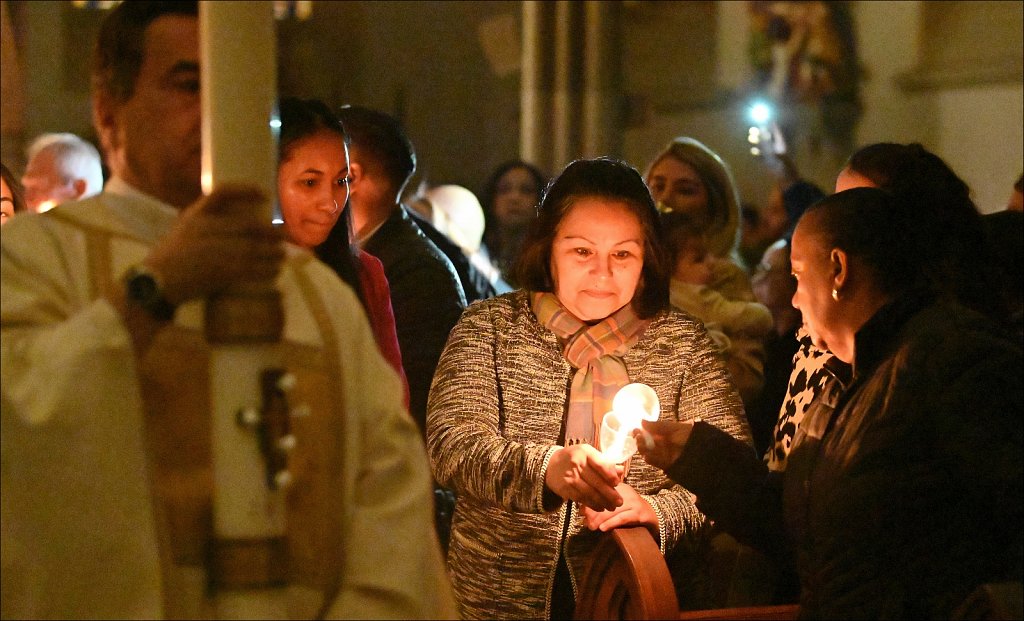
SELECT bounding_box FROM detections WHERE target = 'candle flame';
[601,383,660,463]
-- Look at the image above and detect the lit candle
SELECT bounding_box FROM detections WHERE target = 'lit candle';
[600,383,659,463]
[200,3,288,617]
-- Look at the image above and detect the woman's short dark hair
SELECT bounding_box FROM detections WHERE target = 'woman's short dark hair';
[512,157,671,318]
[92,1,198,103]
[800,187,923,297]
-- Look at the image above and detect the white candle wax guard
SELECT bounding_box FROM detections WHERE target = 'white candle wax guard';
[600,410,638,464]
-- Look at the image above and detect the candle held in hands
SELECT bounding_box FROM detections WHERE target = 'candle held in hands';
[599,383,660,463]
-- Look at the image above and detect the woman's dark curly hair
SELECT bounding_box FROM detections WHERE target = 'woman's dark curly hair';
[512,157,671,319]
[801,187,925,297]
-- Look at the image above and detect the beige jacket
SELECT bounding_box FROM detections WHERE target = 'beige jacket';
[670,275,772,408]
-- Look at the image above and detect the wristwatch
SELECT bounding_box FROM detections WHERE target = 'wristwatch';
[123,264,177,322]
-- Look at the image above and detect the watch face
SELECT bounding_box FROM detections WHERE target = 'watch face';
[124,266,176,321]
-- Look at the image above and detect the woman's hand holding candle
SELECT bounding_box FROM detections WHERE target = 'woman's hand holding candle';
[600,383,661,463]
[545,443,624,512]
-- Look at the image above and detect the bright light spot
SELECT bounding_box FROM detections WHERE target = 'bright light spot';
[269,118,282,129]
[612,383,660,422]
[600,384,660,463]
[36,200,57,213]
[751,147,762,156]
[749,101,772,125]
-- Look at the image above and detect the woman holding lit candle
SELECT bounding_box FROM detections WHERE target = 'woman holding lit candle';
[427,157,752,619]
[637,187,1023,618]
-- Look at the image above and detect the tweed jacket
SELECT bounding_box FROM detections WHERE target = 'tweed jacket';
[427,290,752,619]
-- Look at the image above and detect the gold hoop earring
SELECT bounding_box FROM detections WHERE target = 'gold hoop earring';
[331,200,339,214]
[832,288,840,302]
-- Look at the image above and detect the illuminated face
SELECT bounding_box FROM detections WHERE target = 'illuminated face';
[550,198,645,322]
[493,166,541,229]
[22,150,78,212]
[1,176,14,225]
[277,130,351,249]
[97,15,202,208]
[646,157,709,228]
[834,167,877,192]
[790,217,846,359]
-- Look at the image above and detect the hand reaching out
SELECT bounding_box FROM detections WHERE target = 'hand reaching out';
[633,419,694,472]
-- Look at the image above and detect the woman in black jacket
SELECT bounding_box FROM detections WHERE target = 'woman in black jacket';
[638,187,1023,619]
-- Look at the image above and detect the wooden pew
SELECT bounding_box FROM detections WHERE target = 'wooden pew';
[575,526,1024,620]
[574,527,798,621]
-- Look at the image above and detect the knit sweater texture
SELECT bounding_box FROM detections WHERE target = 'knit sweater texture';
[427,290,752,619]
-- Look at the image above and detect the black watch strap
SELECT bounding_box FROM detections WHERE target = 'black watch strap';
[123,265,177,322]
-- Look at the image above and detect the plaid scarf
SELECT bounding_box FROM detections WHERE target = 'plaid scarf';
[531,292,650,448]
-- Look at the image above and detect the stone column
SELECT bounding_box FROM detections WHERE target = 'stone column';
[519,1,552,170]
[582,0,622,159]
[519,0,624,173]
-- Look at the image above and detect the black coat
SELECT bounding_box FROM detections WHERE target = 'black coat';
[363,207,467,433]
[406,206,508,303]
[670,295,1023,619]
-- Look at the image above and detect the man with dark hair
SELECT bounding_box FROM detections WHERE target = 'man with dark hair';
[338,105,466,436]
[1,3,454,618]
[338,105,467,551]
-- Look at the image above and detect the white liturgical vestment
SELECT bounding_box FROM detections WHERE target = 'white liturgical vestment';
[0,178,456,619]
